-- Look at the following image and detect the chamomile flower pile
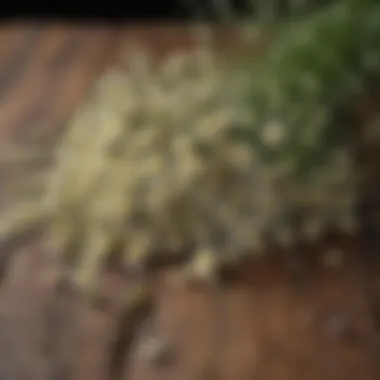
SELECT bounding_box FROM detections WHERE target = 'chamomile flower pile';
[41,49,357,297]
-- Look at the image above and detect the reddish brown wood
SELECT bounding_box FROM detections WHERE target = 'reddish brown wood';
[0,23,378,380]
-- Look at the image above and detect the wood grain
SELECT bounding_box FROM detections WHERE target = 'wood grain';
[0,23,378,380]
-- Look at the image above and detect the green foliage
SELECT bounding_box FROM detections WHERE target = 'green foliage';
[231,0,380,182]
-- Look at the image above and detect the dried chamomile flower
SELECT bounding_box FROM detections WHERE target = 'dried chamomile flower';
[183,246,219,285]
[30,47,359,302]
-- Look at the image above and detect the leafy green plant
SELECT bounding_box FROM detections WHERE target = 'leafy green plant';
[229,0,380,239]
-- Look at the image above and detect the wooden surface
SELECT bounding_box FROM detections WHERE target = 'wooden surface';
[0,24,117,146]
[0,23,379,380]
